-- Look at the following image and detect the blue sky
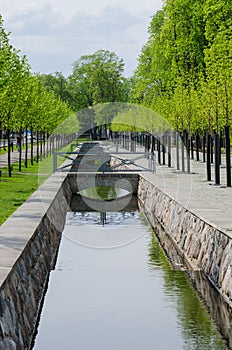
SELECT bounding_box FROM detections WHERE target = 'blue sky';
[0,0,163,77]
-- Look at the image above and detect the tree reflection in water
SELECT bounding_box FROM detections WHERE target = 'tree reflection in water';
[148,234,231,349]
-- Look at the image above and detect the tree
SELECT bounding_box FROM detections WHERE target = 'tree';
[203,0,232,130]
[131,10,167,106]
[0,16,31,176]
[0,15,74,176]
[68,50,129,111]
[38,72,74,109]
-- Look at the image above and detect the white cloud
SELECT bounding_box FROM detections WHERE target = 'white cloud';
[0,0,163,76]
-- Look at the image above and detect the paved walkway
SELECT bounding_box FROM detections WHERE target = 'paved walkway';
[0,146,44,170]
[104,141,232,237]
[1,140,232,236]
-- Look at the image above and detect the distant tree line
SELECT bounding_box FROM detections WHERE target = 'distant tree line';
[39,50,131,137]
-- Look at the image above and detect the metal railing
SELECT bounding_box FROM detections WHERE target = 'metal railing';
[53,145,156,174]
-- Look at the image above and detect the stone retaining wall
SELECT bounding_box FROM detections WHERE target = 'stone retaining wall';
[138,176,232,308]
[0,174,71,350]
[68,173,139,195]
[1,146,232,349]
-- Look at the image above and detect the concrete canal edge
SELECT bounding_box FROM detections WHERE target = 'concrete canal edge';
[0,148,232,348]
[110,153,232,308]
[137,175,232,309]
[0,171,72,350]
[0,167,139,349]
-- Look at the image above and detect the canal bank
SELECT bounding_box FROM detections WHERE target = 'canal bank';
[0,140,232,348]
[138,176,232,306]
[109,142,232,310]
[31,210,230,350]
[0,144,140,349]
[0,167,72,349]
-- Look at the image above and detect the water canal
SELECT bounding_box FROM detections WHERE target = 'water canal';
[30,196,230,349]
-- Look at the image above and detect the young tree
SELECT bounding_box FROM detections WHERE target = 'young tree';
[0,16,31,176]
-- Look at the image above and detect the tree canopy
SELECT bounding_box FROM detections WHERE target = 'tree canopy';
[0,15,73,136]
[130,0,232,134]
[1,0,232,139]
[68,50,130,111]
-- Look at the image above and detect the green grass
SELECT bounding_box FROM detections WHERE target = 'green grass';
[0,144,73,225]
[0,146,17,154]
[0,163,40,224]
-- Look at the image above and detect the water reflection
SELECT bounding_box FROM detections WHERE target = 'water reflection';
[64,211,145,249]
[148,235,231,350]
[79,186,130,201]
[70,193,138,212]
[100,212,107,225]
[32,212,230,350]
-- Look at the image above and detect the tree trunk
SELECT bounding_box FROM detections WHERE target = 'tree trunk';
[225,125,231,187]
[207,134,211,181]
[40,132,43,161]
[18,128,22,172]
[7,130,12,177]
[36,130,39,163]
[214,132,220,185]
[25,128,28,168]
[31,128,34,166]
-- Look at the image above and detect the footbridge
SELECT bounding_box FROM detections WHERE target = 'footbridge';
[53,141,154,207]
[53,141,156,175]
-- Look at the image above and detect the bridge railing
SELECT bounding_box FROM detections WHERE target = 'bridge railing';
[53,144,156,174]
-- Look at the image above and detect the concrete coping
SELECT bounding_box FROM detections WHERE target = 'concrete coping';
[141,174,232,240]
[0,162,71,286]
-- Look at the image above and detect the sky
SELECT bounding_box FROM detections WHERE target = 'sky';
[0,0,163,77]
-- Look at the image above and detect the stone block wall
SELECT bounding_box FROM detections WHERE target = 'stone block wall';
[69,173,139,195]
[0,176,71,350]
[138,176,232,308]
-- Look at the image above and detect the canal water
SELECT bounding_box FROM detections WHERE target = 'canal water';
[32,210,230,350]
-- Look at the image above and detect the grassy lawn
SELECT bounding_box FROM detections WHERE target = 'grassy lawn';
[0,142,77,226]
[0,163,41,225]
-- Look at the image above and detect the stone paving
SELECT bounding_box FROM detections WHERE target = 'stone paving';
[0,141,231,347]
[104,141,232,237]
[1,141,232,237]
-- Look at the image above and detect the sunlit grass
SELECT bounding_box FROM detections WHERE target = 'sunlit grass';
[0,163,40,225]
[0,143,73,225]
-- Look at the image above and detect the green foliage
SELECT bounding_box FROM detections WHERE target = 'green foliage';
[111,104,172,133]
[131,0,232,134]
[0,15,75,177]
[55,113,79,135]
[0,15,73,139]
[203,0,232,129]
[68,50,130,111]
[38,72,74,109]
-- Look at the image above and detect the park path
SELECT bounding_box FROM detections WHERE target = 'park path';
[104,141,232,236]
[0,146,43,170]
[2,139,232,235]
